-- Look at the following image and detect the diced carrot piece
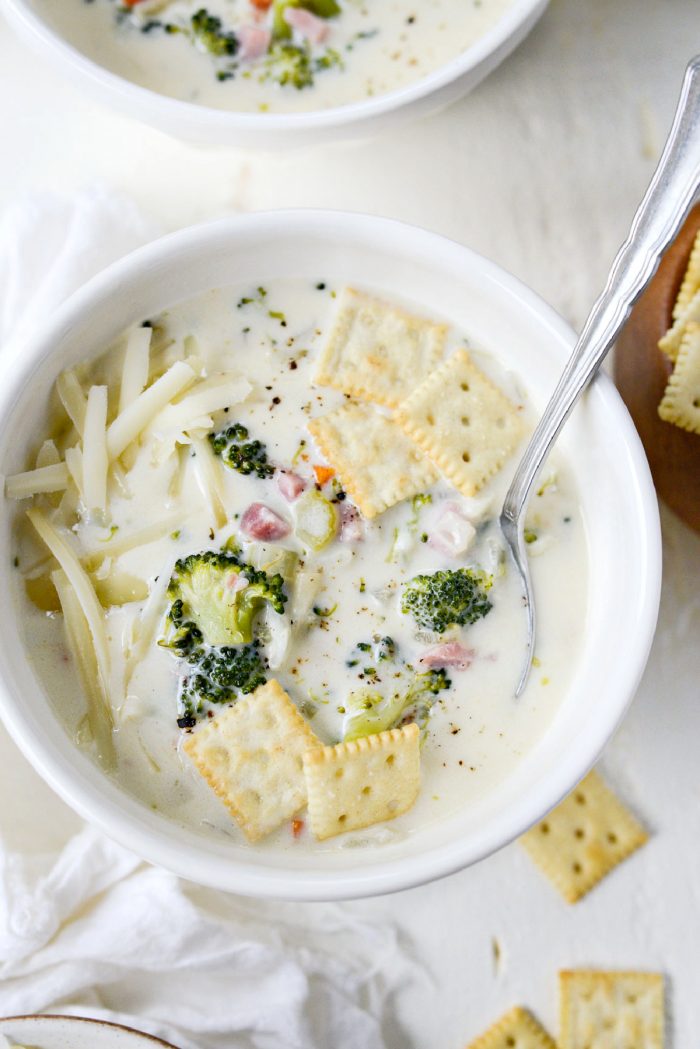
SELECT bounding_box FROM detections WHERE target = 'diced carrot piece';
[250,0,273,9]
[292,819,304,839]
[313,465,335,486]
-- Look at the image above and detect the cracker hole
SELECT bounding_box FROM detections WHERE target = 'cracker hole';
[607,831,618,844]
[362,786,371,795]
[694,399,700,408]
[461,416,470,426]
[540,822,550,835]
[572,862,582,874]
[386,754,395,766]
[505,1038,516,1048]
[426,412,435,426]
[575,792,586,805]
[460,382,470,392]
[574,828,584,839]
[627,994,637,1004]
[335,768,344,779]
[338,814,347,824]
[462,451,471,463]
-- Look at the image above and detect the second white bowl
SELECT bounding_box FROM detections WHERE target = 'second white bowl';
[0,0,548,148]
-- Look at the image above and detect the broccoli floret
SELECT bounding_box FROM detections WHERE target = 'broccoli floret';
[404,667,451,703]
[264,43,315,89]
[208,423,275,479]
[261,38,343,90]
[161,549,286,649]
[342,668,451,742]
[401,568,493,633]
[180,643,268,717]
[191,8,239,56]
[395,668,451,734]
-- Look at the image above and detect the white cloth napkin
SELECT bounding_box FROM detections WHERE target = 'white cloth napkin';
[0,188,423,1049]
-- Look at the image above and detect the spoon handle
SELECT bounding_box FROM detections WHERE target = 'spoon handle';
[502,54,700,525]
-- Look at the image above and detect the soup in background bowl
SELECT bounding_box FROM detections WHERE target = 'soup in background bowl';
[0,211,660,899]
[0,0,549,146]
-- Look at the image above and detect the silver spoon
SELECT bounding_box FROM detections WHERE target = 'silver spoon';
[501,54,700,697]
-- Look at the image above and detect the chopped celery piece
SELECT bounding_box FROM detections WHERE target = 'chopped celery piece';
[294,490,338,551]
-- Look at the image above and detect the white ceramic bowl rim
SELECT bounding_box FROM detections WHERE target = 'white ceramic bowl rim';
[0,211,661,900]
[0,0,545,131]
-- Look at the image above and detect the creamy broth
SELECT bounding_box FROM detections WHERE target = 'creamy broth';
[38,0,516,113]
[11,280,587,852]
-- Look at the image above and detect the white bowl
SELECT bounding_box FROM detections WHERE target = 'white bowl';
[0,1015,178,1049]
[0,211,661,900]
[0,0,548,148]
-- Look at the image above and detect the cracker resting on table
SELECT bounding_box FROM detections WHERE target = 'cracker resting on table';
[658,286,700,361]
[314,287,447,408]
[308,401,438,518]
[183,679,321,842]
[658,321,700,434]
[303,723,420,840]
[396,348,523,497]
[559,970,664,1049]
[672,228,700,320]
[466,1006,557,1049]
[520,770,648,903]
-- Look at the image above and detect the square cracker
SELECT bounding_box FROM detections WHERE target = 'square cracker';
[308,402,438,519]
[658,287,700,361]
[182,679,321,842]
[396,349,524,497]
[560,970,664,1049]
[520,770,647,903]
[314,287,447,408]
[672,227,700,320]
[303,723,420,840]
[658,321,700,434]
[466,1006,556,1049]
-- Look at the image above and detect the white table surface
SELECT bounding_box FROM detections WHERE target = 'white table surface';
[1,0,700,1045]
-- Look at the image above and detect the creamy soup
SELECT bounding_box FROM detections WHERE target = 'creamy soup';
[38,0,516,113]
[8,280,586,851]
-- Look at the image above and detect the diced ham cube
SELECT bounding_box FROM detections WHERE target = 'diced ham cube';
[225,572,249,593]
[240,502,291,541]
[429,502,477,558]
[283,6,329,43]
[339,503,364,543]
[419,642,474,670]
[276,469,307,502]
[238,24,271,60]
